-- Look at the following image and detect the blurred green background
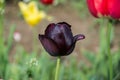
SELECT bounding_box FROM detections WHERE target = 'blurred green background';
[1,0,120,80]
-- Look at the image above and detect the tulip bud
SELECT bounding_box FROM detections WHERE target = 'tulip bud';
[87,0,120,19]
[18,1,46,27]
[40,0,53,5]
[38,22,85,56]
[87,0,109,18]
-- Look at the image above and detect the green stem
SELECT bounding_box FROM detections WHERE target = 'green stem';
[107,20,113,80]
[55,57,60,80]
[99,18,106,54]
[0,0,6,78]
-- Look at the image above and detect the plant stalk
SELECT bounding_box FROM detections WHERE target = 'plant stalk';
[55,57,60,80]
[107,20,113,80]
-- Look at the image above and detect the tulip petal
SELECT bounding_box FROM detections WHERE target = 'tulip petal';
[73,34,85,42]
[94,0,109,16]
[38,34,60,56]
[66,44,75,55]
[58,22,71,28]
[57,22,73,48]
[45,23,56,36]
[87,0,98,17]
[109,0,120,19]
[66,34,85,55]
[87,0,109,17]
[45,22,73,52]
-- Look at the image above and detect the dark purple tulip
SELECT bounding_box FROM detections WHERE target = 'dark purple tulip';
[38,22,85,56]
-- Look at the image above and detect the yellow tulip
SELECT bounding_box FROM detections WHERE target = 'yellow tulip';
[18,1,46,27]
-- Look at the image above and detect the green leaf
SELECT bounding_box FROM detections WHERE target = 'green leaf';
[6,24,16,53]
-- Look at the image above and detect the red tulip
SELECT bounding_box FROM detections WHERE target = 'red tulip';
[87,0,120,19]
[108,0,120,19]
[40,0,53,5]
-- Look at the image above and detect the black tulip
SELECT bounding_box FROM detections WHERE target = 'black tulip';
[38,22,85,56]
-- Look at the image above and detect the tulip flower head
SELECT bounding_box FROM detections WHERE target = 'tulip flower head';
[18,1,46,27]
[38,22,85,56]
[40,0,53,5]
[87,0,120,19]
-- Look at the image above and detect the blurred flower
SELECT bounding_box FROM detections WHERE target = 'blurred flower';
[18,1,46,27]
[87,0,120,19]
[46,15,54,21]
[26,58,38,67]
[13,32,21,42]
[40,0,53,5]
[38,22,85,56]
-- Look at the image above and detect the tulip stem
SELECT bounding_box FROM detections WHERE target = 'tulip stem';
[107,20,113,80]
[55,57,60,80]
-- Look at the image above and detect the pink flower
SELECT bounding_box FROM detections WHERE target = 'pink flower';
[14,32,21,42]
